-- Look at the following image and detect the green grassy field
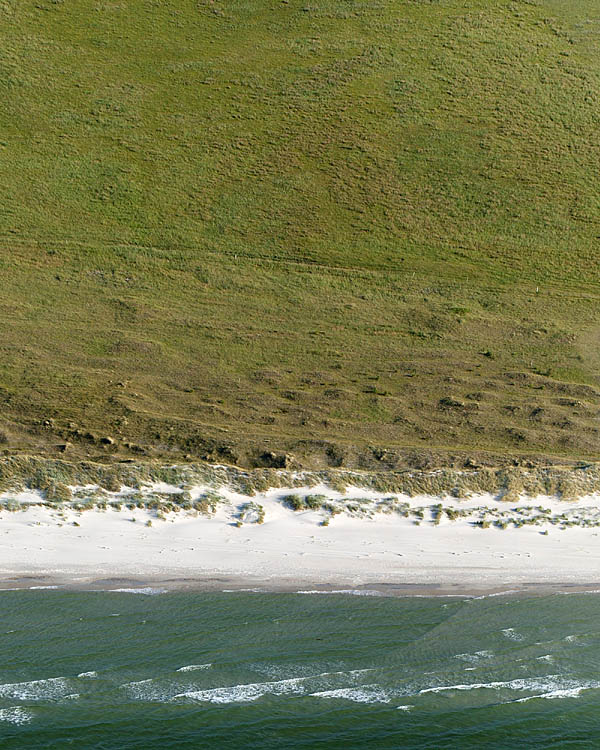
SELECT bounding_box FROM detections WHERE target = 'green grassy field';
[0,0,599,469]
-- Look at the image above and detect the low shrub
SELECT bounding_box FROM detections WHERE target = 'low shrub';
[238,501,265,524]
[283,494,304,511]
[305,494,327,510]
[44,482,72,504]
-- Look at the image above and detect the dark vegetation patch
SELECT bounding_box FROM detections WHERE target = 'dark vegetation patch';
[1,456,600,506]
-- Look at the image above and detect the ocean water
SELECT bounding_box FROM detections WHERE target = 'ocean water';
[1,589,600,748]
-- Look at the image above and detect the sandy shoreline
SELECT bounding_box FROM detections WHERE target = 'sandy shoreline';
[2,484,600,596]
[3,575,600,599]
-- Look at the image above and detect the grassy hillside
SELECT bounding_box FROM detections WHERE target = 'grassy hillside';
[0,0,599,468]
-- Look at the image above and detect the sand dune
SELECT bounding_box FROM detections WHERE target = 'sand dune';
[1,485,600,594]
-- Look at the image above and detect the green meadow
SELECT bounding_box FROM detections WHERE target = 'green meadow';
[0,0,599,468]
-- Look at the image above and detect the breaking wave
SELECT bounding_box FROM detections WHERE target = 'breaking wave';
[310,685,392,704]
[296,590,384,597]
[0,677,73,701]
[0,706,33,725]
[109,588,167,596]
[168,669,376,705]
[420,675,599,699]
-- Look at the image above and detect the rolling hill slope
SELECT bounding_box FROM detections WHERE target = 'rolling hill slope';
[0,0,599,467]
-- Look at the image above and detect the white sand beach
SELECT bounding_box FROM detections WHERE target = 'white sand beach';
[1,484,600,594]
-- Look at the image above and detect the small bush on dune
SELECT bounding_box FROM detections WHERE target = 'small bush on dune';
[192,490,222,515]
[98,473,121,493]
[283,494,304,511]
[3,500,20,512]
[44,482,72,504]
[305,494,327,510]
[238,501,265,524]
[328,479,347,494]
[395,503,410,517]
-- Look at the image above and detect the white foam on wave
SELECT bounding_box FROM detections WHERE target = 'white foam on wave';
[171,668,376,705]
[420,675,599,698]
[559,589,600,596]
[252,663,375,682]
[397,705,413,711]
[454,650,494,664]
[251,662,318,680]
[0,706,33,725]
[513,688,586,703]
[77,671,98,678]
[173,676,307,703]
[176,664,212,672]
[310,685,392,704]
[123,675,222,702]
[404,594,473,599]
[122,666,377,704]
[472,590,523,600]
[122,678,166,701]
[29,585,60,590]
[0,676,72,701]
[296,589,384,597]
[502,628,524,641]
[110,587,167,596]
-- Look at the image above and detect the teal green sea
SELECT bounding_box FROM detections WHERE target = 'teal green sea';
[2,589,600,748]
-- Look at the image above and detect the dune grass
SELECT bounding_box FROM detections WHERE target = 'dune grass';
[1,456,600,506]
[0,0,599,466]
